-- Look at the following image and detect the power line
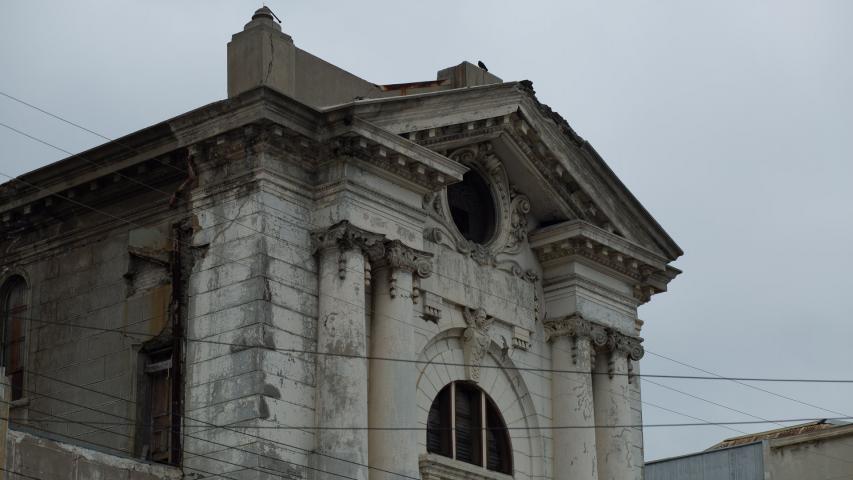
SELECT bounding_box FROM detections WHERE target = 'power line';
[0,402,247,480]
[16,313,853,384]
[0,397,320,480]
[641,377,853,468]
[10,382,853,431]
[0,106,543,337]
[4,91,852,475]
[646,349,851,418]
[25,364,853,480]
[0,91,123,144]
[25,369,417,480]
[0,466,44,480]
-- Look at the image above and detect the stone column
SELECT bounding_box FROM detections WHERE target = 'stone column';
[545,315,598,480]
[312,221,384,480]
[593,330,644,480]
[368,240,432,480]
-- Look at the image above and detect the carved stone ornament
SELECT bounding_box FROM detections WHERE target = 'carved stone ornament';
[462,307,494,383]
[378,239,434,299]
[423,142,534,280]
[543,314,644,367]
[311,221,385,279]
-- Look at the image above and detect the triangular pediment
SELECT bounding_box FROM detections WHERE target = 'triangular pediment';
[329,82,682,262]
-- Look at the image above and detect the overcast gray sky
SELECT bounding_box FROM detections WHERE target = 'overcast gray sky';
[2,0,852,463]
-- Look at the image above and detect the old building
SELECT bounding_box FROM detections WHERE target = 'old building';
[645,420,853,480]
[0,7,681,480]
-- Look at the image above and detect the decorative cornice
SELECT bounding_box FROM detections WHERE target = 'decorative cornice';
[530,220,680,304]
[386,90,682,261]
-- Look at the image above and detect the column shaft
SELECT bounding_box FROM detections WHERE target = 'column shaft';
[593,351,634,480]
[316,246,369,480]
[552,335,598,480]
[368,265,418,480]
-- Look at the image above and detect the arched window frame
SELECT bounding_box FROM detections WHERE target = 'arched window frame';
[427,381,513,475]
[1,275,29,401]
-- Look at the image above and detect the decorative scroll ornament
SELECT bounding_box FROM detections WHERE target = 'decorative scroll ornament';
[505,186,532,253]
[543,314,591,342]
[423,142,531,268]
[379,240,434,299]
[615,334,645,362]
[311,221,385,279]
[543,314,644,368]
[462,307,494,383]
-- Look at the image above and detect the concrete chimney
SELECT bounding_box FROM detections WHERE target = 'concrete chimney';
[436,62,502,89]
[227,7,296,98]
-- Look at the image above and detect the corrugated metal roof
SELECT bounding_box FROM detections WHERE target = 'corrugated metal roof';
[707,420,846,450]
[646,442,764,480]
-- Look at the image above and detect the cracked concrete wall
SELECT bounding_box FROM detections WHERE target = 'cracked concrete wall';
[182,133,319,479]
[5,429,181,480]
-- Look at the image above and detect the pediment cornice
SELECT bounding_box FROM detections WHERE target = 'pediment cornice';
[335,82,683,263]
[529,220,680,303]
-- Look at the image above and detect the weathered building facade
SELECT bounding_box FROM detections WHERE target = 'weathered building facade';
[0,8,681,480]
[645,421,853,480]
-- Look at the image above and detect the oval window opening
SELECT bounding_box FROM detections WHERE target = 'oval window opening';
[447,170,496,244]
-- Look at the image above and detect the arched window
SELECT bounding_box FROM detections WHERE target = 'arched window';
[1,277,27,401]
[427,381,512,475]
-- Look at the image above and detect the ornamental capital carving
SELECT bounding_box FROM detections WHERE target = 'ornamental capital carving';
[543,314,591,342]
[544,314,644,361]
[379,240,433,278]
[614,334,645,361]
[376,239,433,299]
[311,221,385,258]
[311,221,386,280]
[462,307,494,383]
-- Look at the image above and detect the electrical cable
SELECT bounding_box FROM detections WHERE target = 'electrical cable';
[13,313,853,385]
[645,349,851,418]
[0,397,308,480]
[4,92,853,476]
[0,465,44,480]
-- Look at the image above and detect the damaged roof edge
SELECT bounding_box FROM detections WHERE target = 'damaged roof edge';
[0,87,326,209]
[335,81,683,262]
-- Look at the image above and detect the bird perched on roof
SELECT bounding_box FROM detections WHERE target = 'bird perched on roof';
[477,60,488,72]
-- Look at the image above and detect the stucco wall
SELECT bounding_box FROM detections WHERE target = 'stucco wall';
[5,428,181,480]
[0,179,184,459]
[764,429,853,480]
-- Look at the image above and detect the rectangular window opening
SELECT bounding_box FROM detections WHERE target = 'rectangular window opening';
[139,347,179,465]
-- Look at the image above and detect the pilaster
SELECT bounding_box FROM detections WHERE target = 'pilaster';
[312,221,384,480]
[544,315,598,480]
[368,240,432,480]
[591,327,644,480]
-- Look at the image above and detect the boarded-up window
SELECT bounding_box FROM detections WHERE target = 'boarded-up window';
[1,277,27,401]
[143,349,176,464]
[426,381,512,475]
